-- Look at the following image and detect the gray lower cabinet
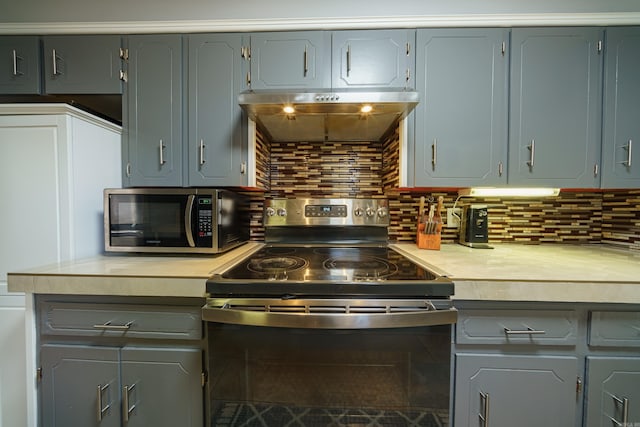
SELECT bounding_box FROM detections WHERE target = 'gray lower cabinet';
[249,31,330,90]
[331,29,415,89]
[187,34,246,186]
[40,345,202,427]
[508,27,603,188]
[42,35,123,94]
[0,36,41,94]
[601,27,640,188]
[585,357,640,427]
[454,353,578,427]
[123,35,183,186]
[412,28,508,187]
[38,296,205,427]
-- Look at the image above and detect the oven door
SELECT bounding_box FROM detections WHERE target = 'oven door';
[204,298,455,426]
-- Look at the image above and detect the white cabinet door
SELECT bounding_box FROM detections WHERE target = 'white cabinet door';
[0,118,62,276]
[0,290,26,427]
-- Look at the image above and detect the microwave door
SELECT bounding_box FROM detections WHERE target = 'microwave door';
[109,194,190,248]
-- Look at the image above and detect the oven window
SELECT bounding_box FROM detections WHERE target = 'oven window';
[208,324,451,426]
[109,194,189,247]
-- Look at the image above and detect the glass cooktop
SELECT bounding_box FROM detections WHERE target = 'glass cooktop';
[207,246,453,298]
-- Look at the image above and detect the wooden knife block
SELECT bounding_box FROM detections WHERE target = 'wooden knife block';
[417,222,442,250]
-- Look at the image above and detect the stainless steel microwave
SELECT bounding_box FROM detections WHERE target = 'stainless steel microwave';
[104,188,250,254]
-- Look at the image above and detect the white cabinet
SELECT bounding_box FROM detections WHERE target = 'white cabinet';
[0,104,121,427]
[0,288,26,427]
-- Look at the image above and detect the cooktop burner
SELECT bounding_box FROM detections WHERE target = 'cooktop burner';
[208,246,453,298]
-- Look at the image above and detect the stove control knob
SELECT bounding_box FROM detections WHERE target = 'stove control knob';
[277,208,287,217]
[365,207,375,217]
[377,208,388,218]
[354,207,364,217]
[265,207,276,217]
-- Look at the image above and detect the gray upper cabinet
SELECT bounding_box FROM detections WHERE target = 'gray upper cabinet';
[249,31,330,90]
[43,35,123,94]
[601,27,640,188]
[508,27,603,188]
[123,35,183,187]
[188,34,246,186]
[0,36,41,94]
[331,29,415,89]
[412,28,508,187]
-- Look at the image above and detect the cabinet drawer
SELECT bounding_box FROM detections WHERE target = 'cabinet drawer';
[589,311,640,348]
[456,310,578,346]
[40,302,202,340]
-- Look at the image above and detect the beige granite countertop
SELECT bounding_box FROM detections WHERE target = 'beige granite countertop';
[7,242,262,298]
[391,243,640,304]
[7,242,640,304]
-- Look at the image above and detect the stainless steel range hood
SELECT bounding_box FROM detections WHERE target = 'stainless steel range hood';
[238,89,419,142]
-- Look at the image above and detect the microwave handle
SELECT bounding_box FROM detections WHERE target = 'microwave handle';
[185,195,196,248]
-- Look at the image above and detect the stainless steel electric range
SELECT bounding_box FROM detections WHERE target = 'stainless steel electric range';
[203,198,456,427]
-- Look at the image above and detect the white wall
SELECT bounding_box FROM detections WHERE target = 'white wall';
[2,0,640,34]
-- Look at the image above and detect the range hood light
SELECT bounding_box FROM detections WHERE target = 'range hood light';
[458,187,561,197]
[282,105,295,114]
[360,104,373,114]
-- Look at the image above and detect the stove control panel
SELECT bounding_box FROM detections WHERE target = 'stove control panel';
[264,198,389,227]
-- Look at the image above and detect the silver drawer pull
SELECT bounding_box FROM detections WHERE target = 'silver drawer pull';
[93,321,133,330]
[504,327,546,335]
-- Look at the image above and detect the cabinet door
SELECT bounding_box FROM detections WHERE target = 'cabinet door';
[332,29,415,89]
[250,31,330,90]
[43,35,123,94]
[454,353,578,427]
[188,34,246,186]
[40,344,120,427]
[124,35,183,186]
[0,36,41,94]
[121,347,202,427]
[508,28,603,187]
[412,29,508,187]
[585,357,640,427]
[601,27,640,188]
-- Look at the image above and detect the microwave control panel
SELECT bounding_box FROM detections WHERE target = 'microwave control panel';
[197,196,213,238]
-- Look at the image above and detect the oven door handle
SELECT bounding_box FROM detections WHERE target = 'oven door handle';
[202,299,457,329]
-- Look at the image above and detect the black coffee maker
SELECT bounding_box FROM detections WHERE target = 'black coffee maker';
[459,204,493,249]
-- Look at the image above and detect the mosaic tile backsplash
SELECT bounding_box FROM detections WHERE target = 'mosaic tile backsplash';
[247,128,640,251]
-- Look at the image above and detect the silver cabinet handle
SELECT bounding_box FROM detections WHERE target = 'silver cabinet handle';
[159,139,166,165]
[346,44,351,76]
[123,384,136,423]
[303,45,308,77]
[504,327,546,335]
[432,139,437,168]
[52,49,62,76]
[498,162,504,177]
[199,139,206,166]
[11,49,24,76]
[621,139,633,167]
[610,395,629,426]
[93,321,133,330]
[479,391,490,426]
[96,384,110,422]
[527,139,535,168]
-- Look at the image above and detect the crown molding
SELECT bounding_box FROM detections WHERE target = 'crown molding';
[1,12,640,34]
